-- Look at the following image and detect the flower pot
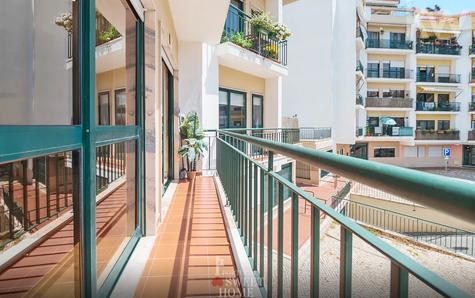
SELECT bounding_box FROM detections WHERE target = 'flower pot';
[188,171,197,181]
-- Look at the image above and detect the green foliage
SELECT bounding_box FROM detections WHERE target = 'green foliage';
[98,26,121,43]
[179,112,207,171]
[249,13,275,32]
[230,32,253,49]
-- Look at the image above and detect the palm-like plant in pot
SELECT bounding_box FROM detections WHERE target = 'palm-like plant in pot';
[178,112,208,180]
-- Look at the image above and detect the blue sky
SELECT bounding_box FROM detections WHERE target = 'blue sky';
[404,0,475,14]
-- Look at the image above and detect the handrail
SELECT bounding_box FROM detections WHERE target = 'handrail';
[219,130,475,223]
[215,131,472,297]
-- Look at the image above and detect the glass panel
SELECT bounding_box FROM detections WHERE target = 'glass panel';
[219,90,228,128]
[229,92,246,128]
[115,89,127,125]
[252,95,263,128]
[0,0,77,125]
[0,151,80,296]
[95,141,136,287]
[96,1,136,126]
[162,62,173,184]
[98,91,111,125]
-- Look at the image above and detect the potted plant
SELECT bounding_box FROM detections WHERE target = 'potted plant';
[273,23,292,41]
[249,13,275,35]
[178,112,208,180]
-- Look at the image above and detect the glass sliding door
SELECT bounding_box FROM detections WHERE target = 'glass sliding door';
[162,61,174,188]
[0,0,144,296]
[219,88,246,129]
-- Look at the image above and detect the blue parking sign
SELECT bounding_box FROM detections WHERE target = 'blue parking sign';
[443,148,451,158]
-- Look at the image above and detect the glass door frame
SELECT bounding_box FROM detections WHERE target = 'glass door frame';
[251,94,264,128]
[0,1,145,297]
[219,87,247,129]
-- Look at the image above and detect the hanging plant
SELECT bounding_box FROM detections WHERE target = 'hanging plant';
[249,13,275,34]
[55,12,73,32]
[273,23,292,41]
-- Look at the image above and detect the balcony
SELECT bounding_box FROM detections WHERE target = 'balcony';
[355,127,364,137]
[416,73,461,84]
[416,101,461,112]
[222,5,288,66]
[356,95,364,106]
[469,45,475,56]
[365,126,414,137]
[470,101,475,112]
[366,68,413,80]
[356,60,364,73]
[469,130,475,141]
[416,42,461,56]
[365,97,413,109]
[415,129,460,140]
[366,38,413,50]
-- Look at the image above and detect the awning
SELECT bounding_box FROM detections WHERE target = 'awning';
[418,85,463,98]
[418,85,462,93]
[420,28,461,35]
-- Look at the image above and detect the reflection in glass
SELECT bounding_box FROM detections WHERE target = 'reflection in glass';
[162,62,174,185]
[98,91,111,125]
[219,90,229,129]
[252,95,263,128]
[0,0,77,124]
[95,141,136,286]
[230,92,246,128]
[95,1,136,126]
[0,151,80,296]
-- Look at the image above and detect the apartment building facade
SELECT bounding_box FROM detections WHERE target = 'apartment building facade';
[0,0,293,296]
[284,0,475,168]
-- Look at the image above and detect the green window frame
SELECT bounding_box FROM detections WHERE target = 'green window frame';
[219,87,247,129]
[251,94,264,128]
[0,2,145,297]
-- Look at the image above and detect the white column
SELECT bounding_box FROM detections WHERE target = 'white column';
[266,0,283,22]
[264,76,283,128]
[456,15,472,142]
[332,0,356,145]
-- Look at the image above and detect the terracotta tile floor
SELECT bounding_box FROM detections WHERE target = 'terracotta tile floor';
[0,184,128,297]
[135,176,243,298]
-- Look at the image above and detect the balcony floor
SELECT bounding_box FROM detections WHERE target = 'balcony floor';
[134,176,242,297]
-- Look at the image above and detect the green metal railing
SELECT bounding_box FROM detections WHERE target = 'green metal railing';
[366,39,413,50]
[216,129,474,297]
[335,198,474,257]
[416,42,461,55]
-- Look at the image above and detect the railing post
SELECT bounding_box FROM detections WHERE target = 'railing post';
[340,226,352,298]
[291,193,299,297]
[253,164,258,270]
[390,262,408,298]
[311,206,320,298]
[277,183,284,298]
[259,167,265,285]
[267,150,274,298]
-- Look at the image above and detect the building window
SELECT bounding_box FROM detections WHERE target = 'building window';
[374,148,395,158]
[252,94,264,128]
[367,62,379,77]
[98,91,111,125]
[367,89,379,98]
[115,89,126,125]
[438,120,450,131]
[368,117,379,127]
[417,120,435,130]
[219,88,246,129]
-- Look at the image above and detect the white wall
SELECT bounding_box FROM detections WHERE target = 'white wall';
[178,42,219,130]
[282,0,334,128]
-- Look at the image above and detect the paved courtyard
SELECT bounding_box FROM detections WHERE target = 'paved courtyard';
[418,168,475,182]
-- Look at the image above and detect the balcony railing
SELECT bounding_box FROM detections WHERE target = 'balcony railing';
[365,97,413,108]
[223,5,288,65]
[416,73,461,83]
[471,72,475,84]
[299,127,332,140]
[468,130,475,141]
[416,101,461,112]
[356,95,364,105]
[366,126,414,137]
[366,38,413,49]
[469,101,475,112]
[415,130,460,140]
[215,129,474,298]
[416,42,461,55]
[356,26,365,42]
[470,45,475,55]
[355,127,364,137]
[367,68,413,79]
[356,60,364,73]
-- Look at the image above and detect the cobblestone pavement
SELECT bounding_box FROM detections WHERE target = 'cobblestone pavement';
[263,221,475,298]
[417,168,475,182]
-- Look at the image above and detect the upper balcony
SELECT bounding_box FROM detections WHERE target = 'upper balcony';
[217,5,288,78]
[367,6,415,25]
[366,38,413,52]
[416,73,461,85]
[470,100,475,112]
[470,45,475,57]
[416,101,461,113]
[366,68,413,83]
[415,129,460,141]
[365,97,413,109]
[416,41,461,58]
[365,125,414,138]
[469,130,475,141]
